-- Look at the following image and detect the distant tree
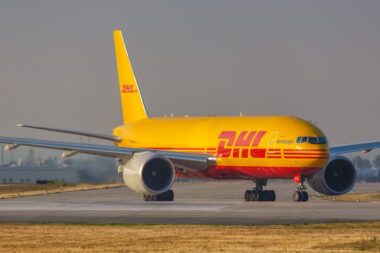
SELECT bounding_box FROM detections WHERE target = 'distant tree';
[373,155,380,169]
[372,155,380,182]
[44,157,54,166]
[352,156,372,170]
[62,158,73,167]
[362,159,372,170]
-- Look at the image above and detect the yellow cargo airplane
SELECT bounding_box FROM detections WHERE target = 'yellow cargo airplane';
[1,30,379,202]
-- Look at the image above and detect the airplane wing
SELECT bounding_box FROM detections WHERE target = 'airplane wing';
[0,137,215,172]
[16,124,121,142]
[330,141,380,156]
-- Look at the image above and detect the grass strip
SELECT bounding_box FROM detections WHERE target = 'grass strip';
[0,222,378,252]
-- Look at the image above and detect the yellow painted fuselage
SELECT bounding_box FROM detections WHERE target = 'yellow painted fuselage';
[113,115,329,179]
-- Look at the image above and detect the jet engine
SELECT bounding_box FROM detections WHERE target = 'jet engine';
[123,152,175,194]
[307,156,357,195]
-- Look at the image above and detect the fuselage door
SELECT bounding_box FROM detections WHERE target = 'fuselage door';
[267,131,279,155]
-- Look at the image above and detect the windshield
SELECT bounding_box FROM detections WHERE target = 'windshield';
[296,136,328,144]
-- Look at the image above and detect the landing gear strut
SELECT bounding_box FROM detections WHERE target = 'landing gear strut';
[293,175,309,202]
[143,189,174,201]
[244,179,276,202]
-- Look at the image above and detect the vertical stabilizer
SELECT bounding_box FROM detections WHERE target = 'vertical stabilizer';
[114,30,148,124]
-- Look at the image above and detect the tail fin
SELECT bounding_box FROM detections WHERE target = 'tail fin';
[113,30,148,124]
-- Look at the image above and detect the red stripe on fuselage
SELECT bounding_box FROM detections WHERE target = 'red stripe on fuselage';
[200,165,321,179]
[284,149,328,152]
[284,156,329,159]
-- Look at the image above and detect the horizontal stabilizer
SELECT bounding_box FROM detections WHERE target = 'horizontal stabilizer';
[17,124,121,142]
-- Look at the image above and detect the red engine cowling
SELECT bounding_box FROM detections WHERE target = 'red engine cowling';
[307,156,357,195]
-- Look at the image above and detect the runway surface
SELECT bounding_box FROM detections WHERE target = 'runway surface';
[0,180,379,224]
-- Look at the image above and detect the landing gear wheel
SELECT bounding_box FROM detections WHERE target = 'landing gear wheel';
[293,191,302,202]
[144,190,174,202]
[244,190,251,201]
[293,175,309,202]
[244,190,258,201]
[301,191,309,202]
[267,190,276,201]
[164,189,174,201]
[250,190,258,201]
[293,191,309,202]
[144,194,156,201]
[244,180,276,202]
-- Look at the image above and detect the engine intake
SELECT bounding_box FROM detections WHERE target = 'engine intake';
[123,152,175,194]
[307,156,357,195]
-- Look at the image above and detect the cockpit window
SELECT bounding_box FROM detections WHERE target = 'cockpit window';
[296,136,328,144]
[308,137,318,144]
[318,136,328,144]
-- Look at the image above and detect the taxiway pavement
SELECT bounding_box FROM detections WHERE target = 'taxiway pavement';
[0,181,379,224]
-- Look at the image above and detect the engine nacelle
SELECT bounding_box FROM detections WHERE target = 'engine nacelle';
[307,156,357,195]
[123,152,175,194]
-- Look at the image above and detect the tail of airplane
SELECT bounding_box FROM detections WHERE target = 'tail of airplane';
[113,30,148,124]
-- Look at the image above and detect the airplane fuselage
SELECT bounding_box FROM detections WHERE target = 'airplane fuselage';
[113,115,329,179]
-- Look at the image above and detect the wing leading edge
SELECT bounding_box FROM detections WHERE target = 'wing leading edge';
[0,136,215,172]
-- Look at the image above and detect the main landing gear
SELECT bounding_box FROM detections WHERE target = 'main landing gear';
[143,189,174,201]
[293,175,309,202]
[244,179,276,201]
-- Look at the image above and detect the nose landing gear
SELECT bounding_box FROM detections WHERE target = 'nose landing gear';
[293,190,309,202]
[293,174,309,202]
[244,179,276,202]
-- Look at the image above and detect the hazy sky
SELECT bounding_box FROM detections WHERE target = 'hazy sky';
[0,1,380,157]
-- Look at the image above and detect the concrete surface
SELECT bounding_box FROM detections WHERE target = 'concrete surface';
[0,180,378,224]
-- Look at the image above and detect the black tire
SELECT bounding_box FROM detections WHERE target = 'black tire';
[166,189,174,201]
[258,190,275,201]
[244,190,251,201]
[301,191,309,202]
[143,194,149,201]
[293,191,301,202]
[258,190,266,201]
[268,190,276,201]
[156,190,174,201]
[249,190,258,201]
[252,190,259,201]
[156,193,163,201]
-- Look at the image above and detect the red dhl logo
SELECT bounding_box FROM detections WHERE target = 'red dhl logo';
[121,84,138,94]
[217,131,266,158]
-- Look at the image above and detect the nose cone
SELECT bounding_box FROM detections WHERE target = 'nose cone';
[285,117,330,169]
